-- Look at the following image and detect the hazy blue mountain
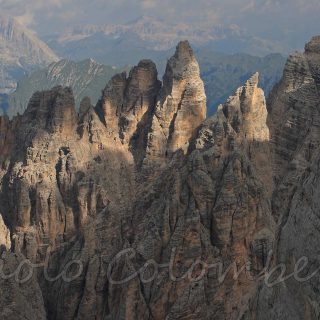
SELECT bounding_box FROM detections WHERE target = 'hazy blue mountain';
[46,15,288,67]
[197,49,287,114]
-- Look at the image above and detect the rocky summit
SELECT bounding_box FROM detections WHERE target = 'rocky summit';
[0,38,320,320]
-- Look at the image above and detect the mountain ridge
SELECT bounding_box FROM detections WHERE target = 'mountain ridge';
[46,15,291,61]
[0,37,319,319]
[4,58,129,117]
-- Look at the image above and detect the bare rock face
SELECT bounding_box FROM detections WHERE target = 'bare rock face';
[99,60,161,167]
[222,72,269,142]
[250,36,320,320]
[0,114,18,162]
[0,82,137,319]
[98,41,206,169]
[1,87,79,259]
[0,85,135,261]
[100,60,160,141]
[1,37,320,320]
[305,35,320,54]
[267,46,319,178]
[0,213,10,251]
[144,41,206,165]
[0,40,267,320]
[219,72,273,194]
[0,252,47,320]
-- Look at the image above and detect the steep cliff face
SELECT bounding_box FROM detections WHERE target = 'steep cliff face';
[0,114,17,161]
[0,85,136,261]
[100,59,161,154]
[248,36,320,320]
[61,69,271,319]
[267,40,320,179]
[144,41,206,165]
[0,37,320,319]
[0,213,10,251]
[99,41,206,168]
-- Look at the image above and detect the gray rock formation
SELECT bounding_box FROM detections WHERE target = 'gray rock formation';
[0,251,47,320]
[248,35,320,320]
[144,41,206,165]
[0,213,10,251]
[0,37,319,319]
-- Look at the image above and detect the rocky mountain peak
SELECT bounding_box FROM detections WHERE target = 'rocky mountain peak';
[245,71,259,87]
[163,40,199,83]
[0,51,275,317]
[4,32,320,319]
[21,86,77,141]
[221,71,269,142]
[305,35,320,54]
[136,59,157,70]
[97,42,206,167]
[100,58,160,146]
[173,40,194,61]
[267,35,320,178]
[4,37,318,320]
[4,58,127,118]
[142,41,206,166]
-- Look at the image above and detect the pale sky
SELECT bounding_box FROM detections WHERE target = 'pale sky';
[1,0,319,51]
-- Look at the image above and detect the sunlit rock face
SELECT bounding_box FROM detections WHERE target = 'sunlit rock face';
[99,41,206,169]
[0,37,320,319]
[144,41,207,166]
[221,72,269,142]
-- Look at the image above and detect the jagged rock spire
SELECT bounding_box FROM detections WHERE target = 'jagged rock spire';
[22,86,77,138]
[98,41,206,168]
[100,59,161,144]
[144,40,206,165]
[305,35,320,53]
[221,72,269,142]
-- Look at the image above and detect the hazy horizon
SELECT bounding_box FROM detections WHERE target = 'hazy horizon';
[1,0,320,54]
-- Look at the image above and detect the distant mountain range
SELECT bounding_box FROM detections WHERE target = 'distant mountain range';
[46,15,290,65]
[0,15,58,94]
